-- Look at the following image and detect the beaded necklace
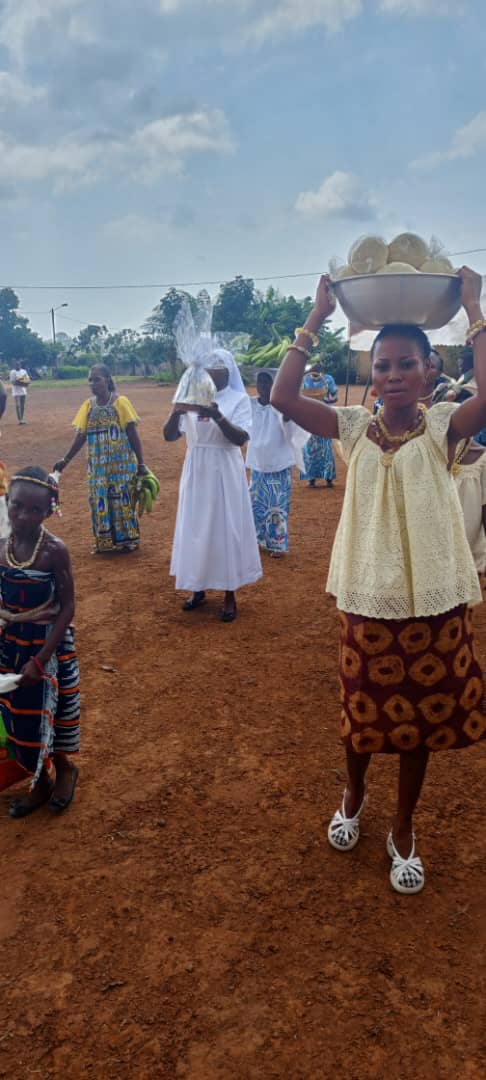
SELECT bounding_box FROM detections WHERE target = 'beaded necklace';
[6,526,45,569]
[451,439,473,477]
[374,404,427,468]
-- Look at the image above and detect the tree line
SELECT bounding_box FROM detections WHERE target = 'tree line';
[0,279,465,383]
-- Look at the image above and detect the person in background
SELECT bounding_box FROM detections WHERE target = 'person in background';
[53,365,149,554]
[164,348,262,622]
[452,438,486,575]
[247,370,299,558]
[300,363,338,488]
[9,360,30,424]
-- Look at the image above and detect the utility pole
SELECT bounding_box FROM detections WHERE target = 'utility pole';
[50,303,68,377]
[51,302,68,343]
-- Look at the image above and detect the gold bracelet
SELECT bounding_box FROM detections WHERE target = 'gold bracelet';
[466,324,486,345]
[295,327,319,347]
[290,344,312,360]
[467,318,486,333]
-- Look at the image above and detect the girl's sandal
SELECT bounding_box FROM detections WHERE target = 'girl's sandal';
[328,789,368,851]
[386,832,425,894]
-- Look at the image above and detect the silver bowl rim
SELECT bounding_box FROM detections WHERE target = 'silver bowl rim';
[331,272,460,286]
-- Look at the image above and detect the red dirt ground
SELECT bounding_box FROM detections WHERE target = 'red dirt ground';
[0,383,485,1080]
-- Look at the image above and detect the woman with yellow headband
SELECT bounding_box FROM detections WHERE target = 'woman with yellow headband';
[0,466,80,817]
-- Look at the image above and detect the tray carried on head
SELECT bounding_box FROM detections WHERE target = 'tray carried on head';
[332,272,461,331]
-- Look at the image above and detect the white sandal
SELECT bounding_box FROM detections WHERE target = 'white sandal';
[387,832,425,894]
[328,790,368,851]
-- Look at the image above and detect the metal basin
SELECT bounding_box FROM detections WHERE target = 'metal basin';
[332,273,462,330]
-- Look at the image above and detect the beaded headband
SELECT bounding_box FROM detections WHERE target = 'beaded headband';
[10,474,61,516]
[10,474,57,490]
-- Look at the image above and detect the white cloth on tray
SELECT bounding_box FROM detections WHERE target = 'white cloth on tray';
[170,386,263,592]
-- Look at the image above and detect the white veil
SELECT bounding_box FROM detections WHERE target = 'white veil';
[206,348,246,394]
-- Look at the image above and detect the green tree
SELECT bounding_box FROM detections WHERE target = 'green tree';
[0,287,48,367]
[212,276,257,335]
[316,324,352,382]
[73,324,108,355]
[250,287,313,343]
[103,329,145,375]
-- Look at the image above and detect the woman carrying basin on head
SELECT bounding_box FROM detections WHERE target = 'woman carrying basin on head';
[271,267,486,896]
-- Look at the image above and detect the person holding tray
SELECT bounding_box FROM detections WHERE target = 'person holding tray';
[271,266,486,895]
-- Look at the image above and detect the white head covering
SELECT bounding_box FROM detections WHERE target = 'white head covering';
[205,347,246,394]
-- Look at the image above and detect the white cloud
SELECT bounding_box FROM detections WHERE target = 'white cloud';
[0,1,86,60]
[0,72,46,108]
[295,170,376,220]
[247,0,362,40]
[157,0,362,38]
[412,110,486,171]
[0,108,234,191]
[102,213,169,245]
[379,0,452,12]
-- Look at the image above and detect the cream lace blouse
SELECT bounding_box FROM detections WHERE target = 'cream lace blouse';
[327,403,482,619]
[454,452,486,573]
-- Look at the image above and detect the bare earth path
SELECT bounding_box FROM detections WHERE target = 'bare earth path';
[0,383,484,1079]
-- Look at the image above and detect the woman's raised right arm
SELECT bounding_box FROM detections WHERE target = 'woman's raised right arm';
[271,276,340,438]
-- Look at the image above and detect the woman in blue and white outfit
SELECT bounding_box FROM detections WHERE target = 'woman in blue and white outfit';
[247,370,302,558]
[300,365,338,487]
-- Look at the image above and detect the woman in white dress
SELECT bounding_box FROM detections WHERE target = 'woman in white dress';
[164,349,262,622]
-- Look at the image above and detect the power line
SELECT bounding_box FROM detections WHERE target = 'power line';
[3,248,486,293]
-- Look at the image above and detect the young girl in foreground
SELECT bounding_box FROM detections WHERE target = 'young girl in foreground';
[271,267,486,895]
[0,467,80,817]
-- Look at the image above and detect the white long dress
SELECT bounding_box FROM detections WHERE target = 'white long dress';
[170,387,263,591]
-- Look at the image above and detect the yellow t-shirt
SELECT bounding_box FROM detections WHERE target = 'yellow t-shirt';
[72,395,139,432]
[327,402,482,619]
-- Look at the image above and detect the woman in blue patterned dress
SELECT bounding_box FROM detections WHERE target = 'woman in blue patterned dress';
[54,365,149,553]
[300,366,338,487]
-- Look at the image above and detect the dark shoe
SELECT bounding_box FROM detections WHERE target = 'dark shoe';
[48,765,79,814]
[221,606,237,623]
[182,591,206,611]
[9,781,54,818]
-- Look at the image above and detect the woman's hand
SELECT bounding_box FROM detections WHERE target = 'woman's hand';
[20,659,44,688]
[137,463,149,475]
[197,404,222,421]
[312,274,337,322]
[458,266,483,319]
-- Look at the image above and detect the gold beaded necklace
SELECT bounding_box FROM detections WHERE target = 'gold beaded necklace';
[6,526,45,570]
[374,404,427,468]
[451,439,472,477]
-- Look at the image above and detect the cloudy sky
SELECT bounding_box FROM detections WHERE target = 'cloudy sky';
[0,0,484,342]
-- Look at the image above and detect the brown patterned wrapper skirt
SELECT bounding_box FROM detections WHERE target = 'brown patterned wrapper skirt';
[338,606,486,753]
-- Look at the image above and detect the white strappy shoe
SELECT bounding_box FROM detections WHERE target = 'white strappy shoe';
[328,790,368,851]
[387,832,425,894]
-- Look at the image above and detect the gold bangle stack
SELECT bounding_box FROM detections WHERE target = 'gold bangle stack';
[295,327,319,347]
[290,344,312,360]
[466,318,486,345]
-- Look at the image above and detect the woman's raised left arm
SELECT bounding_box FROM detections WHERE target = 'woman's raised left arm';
[449,267,486,440]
